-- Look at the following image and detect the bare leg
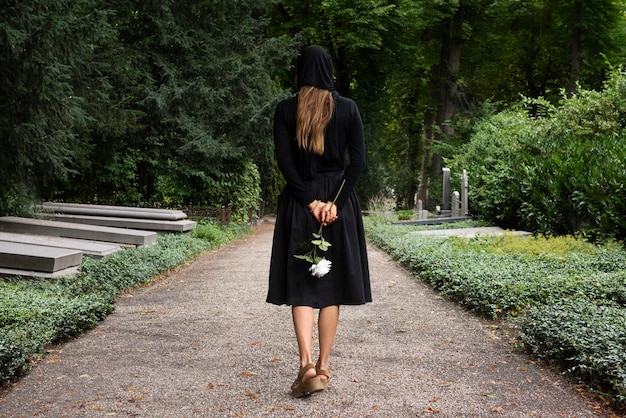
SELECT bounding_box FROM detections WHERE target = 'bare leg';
[292,306,317,383]
[317,305,339,381]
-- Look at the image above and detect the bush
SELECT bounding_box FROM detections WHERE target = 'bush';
[397,210,413,221]
[157,159,262,223]
[364,218,626,408]
[450,69,626,241]
[521,301,626,405]
[0,223,249,382]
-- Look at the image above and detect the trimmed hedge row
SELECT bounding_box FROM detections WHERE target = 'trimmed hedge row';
[0,221,249,382]
[364,218,626,407]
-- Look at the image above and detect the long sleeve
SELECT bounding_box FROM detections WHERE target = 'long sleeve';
[332,100,365,208]
[273,94,366,208]
[274,100,317,207]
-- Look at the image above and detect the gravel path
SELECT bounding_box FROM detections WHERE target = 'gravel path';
[0,220,610,417]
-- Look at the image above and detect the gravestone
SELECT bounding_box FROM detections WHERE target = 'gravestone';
[451,191,461,217]
[441,168,451,211]
[461,169,468,216]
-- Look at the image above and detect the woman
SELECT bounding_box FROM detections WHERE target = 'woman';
[267,45,372,397]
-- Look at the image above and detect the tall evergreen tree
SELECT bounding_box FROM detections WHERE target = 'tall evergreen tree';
[61,0,291,211]
[0,0,112,213]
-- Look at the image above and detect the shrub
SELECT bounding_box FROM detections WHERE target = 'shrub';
[0,223,249,382]
[367,190,396,213]
[450,69,626,241]
[521,301,626,405]
[364,218,626,409]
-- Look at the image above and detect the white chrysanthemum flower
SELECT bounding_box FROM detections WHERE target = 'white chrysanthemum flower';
[309,258,332,278]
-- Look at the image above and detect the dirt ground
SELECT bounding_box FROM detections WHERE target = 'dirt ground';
[0,220,619,417]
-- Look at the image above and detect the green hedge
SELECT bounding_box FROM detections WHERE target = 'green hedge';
[522,301,626,404]
[450,69,626,241]
[0,221,249,382]
[365,218,626,408]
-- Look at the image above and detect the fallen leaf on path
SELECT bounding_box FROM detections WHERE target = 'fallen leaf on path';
[272,403,296,411]
[423,406,441,413]
[245,389,259,400]
[240,371,256,377]
[46,355,61,364]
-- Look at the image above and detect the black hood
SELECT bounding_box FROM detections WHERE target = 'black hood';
[297,45,334,91]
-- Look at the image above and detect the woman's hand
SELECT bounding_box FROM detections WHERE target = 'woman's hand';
[320,201,338,226]
[308,199,338,226]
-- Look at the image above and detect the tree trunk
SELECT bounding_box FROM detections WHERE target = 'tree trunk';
[567,0,582,97]
[331,47,352,96]
[404,130,418,209]
[425,5,464,207]
[417,108,433,208]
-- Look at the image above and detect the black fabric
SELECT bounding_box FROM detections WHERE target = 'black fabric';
[297,46,334,91]
[268,51,371,307]
[273,92,365,209]
[267,173,371,308]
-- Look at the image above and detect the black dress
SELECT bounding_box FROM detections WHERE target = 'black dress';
[266,91,372,308]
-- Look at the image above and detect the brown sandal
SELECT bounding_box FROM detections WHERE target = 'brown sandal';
[315,364,332,390]
[291,363,324,398]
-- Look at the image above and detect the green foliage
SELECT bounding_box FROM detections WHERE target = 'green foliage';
[522,301,626,404]
[449,107,540,228]
[0,0,111,208]
[464,0,626,103]
[191,220,248,247]
[0,0,289,213]
[364,219,626,407]
[0,225,249,382]
[450,69,626,241]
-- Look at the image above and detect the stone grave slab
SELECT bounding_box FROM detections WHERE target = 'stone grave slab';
[0,217,157,246]
[0,241,83,273]
[0,266,80,279]
[0,232,121,258]
[40,202,188,221]
[45,214,196,233]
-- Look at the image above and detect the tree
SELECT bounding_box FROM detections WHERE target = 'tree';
[0,0,116,213]
[58,0,291,214]
[463,0,626,104]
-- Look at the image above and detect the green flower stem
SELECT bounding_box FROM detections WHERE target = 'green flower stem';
[294,179,346,264]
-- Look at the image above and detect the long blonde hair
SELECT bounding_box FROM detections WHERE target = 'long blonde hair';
[296,85,335,155]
